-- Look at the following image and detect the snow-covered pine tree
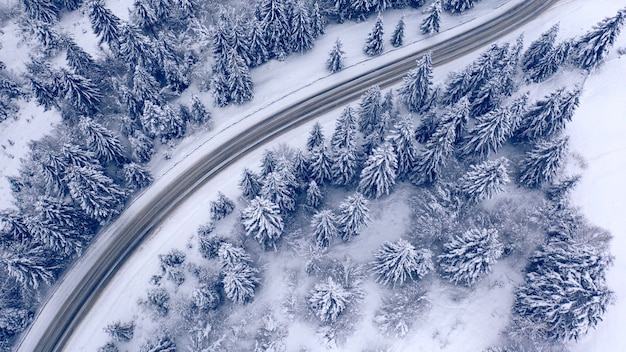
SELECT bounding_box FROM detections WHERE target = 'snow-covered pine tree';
[129,131,154,163]
[240,168,263,199]
[351,0,372,21]
[64,165,126,223]
[443,0,476,14]
[458,157,510,204]
[97,342,118,352]
[78,117,126,164]
[526,39,572,83]
[517,88,580,140]
[225,47,254,105]
[336,192,370,241]
[210,192,236,221]
[63,37,95,75]
[123,162,153,190]
[259,0,291,60]
[61,142,97,168]
[521,24,559,73]
[218,242,253,268]
[132,65,160,109]
[119,24,155,68]
[311,209,338,249]
[311,2,326,38]
[290,0,314,53]
[0,307,32,341]
[241,197,284,250]
[399,52,433,113]
[309,145,333,184]
[327,39,346,73]
[573,8,626,70]
[59,69,102,113]
[421,0,442,34]
[331,106,357,151]
[25,198,85,257]
[330,145,359,186]
[1,244,56,289]
[144,287,170,316]
[232,18,254,68]
[518,136,569,188]
[131,0,157,30]
[261,149,277,176]
[105,321,135,342]
[372,239,433,287]
[189,95,211,125]
[388,115,418,180]
[86,0,121,49]
[308,277,351,322]
[247,20,269,67]
[439,228,503,286]
[306,180,323,208]
[390,16,405,47]
[190,284,221,311]
[261,172,295,212]
[513,239,614,342]
[0,210,30,242]
[358,85,383,135]
[23,0,59,23]
[358,143,398,199]
[469,75,503,118]
[364,14,384,56]
[307,122,325,151]
[222,262,260,304]
[291,148,310,185]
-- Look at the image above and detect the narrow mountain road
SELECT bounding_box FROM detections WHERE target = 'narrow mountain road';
[17,1,559,350]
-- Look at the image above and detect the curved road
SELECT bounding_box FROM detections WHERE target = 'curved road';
[17,1,559,350]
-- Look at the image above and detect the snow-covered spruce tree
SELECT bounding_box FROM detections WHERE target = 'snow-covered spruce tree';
[210,192,236,221]
[241,197,284,250]
[131,0,157,30]
[526,39,572,83]
[364,14,384,56]
[123,162,153,190]
[239,168,263,200]
[462,93,528,158]
[307,122,325,151]
[104,321,135,342]
[358,143,397,199]
[261,171,296,213]
[331,106,357,151]
[469,75,504,117]
[59,69,102,113]
[144,287,169,317]
[311,2,326,38]
[411,118,456,185]
[517,87,580,140]
[22,0,59,23]
[191,283,221,311]
[306,180,323,208]
[573,8,626,70]
[444,0,476,14]
[308,277,351,323]
[399,52,433,113]
[259,0,291,60]
[311,209,339,249]
[218,242,253,268]
[421,0,442,34]
[327,39,346,73]
[351,0,372,22]
[372,239,434,287]
[518,136,569,188]
[1,244,56,290]
[357,85,383,135]
[231,19,254,68]
[260,149,277,176]
[512,239,614,342]
[225,47,254,105]
[290,0,314,53]
[337,192,370,241]
[457,157,510,204]
[222,262,261,304]
[78,117,126,165]
[65,165,125,223]
[330,145,359,186]
[291,148,310,185]
[63,36,95,75]
[390,16,405,47]
[0,307,32,341]
[521,24,559,73]
[439,228,503,286]
[189,95,211,125]
[248,20,269,67]
[309,145,333,185]
[86,0,121,49]
[129,131,154,163]
[388,115,418,180]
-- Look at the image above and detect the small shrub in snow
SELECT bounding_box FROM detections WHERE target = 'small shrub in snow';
[144,287,170,317]
[209,192,235,221]
[104,320,135,342]
[191,284,221,311]
[97,342,119,352]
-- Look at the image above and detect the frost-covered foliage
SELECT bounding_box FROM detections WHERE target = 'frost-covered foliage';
[86,0,121,48]
[374,287,428,337]
[0,307,32,341]
[573,8,626,69]
[0,244,56,290]
[372,239,434,287]
[239,168,263,200]
[358,143,398,198]
[210,192,235,221]
[388,116,418,180]
[399,53,433,113]
[78,117,126,164]
[337,192,371,241]
[390,16,404,47]
[123,162,153,190]
[65,165,126,223]
[444,0,476,14]
[290,0,314,53]
[143,287,170,317]
[254,312,287,352]
[308,277,352,323]
[261,172,296,212]
[512,239,614,342]
[306,180,323,208]
[158,248,186,285]
[307,122,325,151]
[364,14,384,56]
[521,24,559,73]
[190,284,221,311]
[517,88,580,141]
[457,158,510,204]
[309,146,333,185]
[139,335,176,352]
[241,197,284,250]
[222,263,261,304]
[97,342,119,352]
[518,136,569,188]
[311,209,339,249]
[104,320,135,342]
[439,228,503,286]
[421,0,442,34]
[327,39,346,73]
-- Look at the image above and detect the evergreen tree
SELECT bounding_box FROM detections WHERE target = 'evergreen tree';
[513,240,614,342]
[225,47,254,105]
[119,24,155,67]
[364,14,384,56]
[458,157,510,204]
[261,172,296,212]
[290,0,314,53]
[64,165,126,223]
[307,122,325,151]
[399,52,433,113]
[97,342,118,352]
[517,88,580,140]
[336,192,370,241]
[310,2,326,38]
[232,18,254,67]
[358,85,383,135]
[308,277,351,322]
[248,20,270,67]
[469,75,503,117]
[261,149,277,176]
[389,115,418,180]
[420,0,441,34]
[144,287,170,316]
[1,244,56,290]
[241,197,284,250]
[0,307,32,341]
[189,95,211,125]
[444,0,476,13]
[311,209,338,249]
[240,168,263,199]
[521,24,559,73]
[372,0,392,12]
[59,69,102,113]
[439,228,503,286]
[218,242,252,268]
[129,131,154,163]
[86,0,121,49]
[190,284,221,311]
[63,37,95,75]
[330,145,359,186]
[123,162,153,190]
[291,148,310,185]
[331,106,357,151]
[358,143,398,199]
[309,145,333,184]
[23,0,59,23]
[573,8,626,70]
[526,39,572,83]
[259,0,291,59]
[78,117,126,164]
[222,262,260,304]
[105,321,135,342]
[326,39,346,73]
[210,192,236,221]
[351,0,372,21]
[518,136,569,188]
[372,239,434,287]
[132,0,157,29]
[390,16,405,48]
[305,179,322,208]
[132,65,160,109]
